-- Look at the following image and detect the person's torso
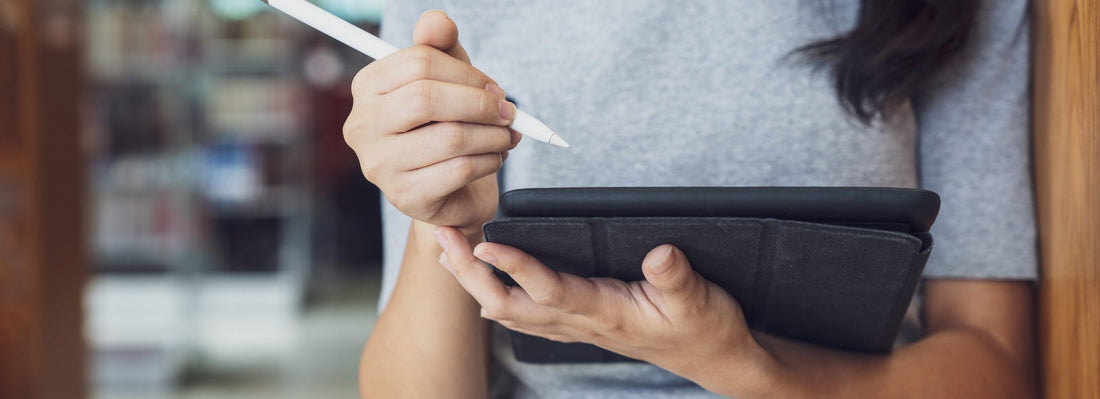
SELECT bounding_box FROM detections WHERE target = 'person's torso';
[445,1,919,195]
[388,1,922,397]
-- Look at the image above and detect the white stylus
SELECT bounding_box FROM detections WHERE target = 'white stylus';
[262,0,570,148]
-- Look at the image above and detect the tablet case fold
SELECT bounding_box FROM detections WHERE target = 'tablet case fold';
[483,217,933,363]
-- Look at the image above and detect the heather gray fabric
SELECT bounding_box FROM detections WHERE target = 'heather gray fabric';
[373,1,1036,397]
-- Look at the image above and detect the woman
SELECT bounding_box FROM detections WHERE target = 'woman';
[346,1,1037,397]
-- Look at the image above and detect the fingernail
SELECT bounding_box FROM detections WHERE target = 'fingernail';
[474,246,498,265]
[439,252,453,273]
[420,9,445,18]
[498,99,515,121]
[648,246,674,275]
[485,82,505,99]
[509,130,521,148]
[434,228,449,251]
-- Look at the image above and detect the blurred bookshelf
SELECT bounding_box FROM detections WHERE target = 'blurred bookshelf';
[83,0,381,393]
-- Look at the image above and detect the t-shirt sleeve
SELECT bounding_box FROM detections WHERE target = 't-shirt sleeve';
[376,0,447,311]
[913,0,1037,280]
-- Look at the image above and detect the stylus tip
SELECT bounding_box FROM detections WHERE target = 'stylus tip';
[549,134,570,148]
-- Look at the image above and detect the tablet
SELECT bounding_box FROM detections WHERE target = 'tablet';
[484,186,939,362]
[499,186,939,233]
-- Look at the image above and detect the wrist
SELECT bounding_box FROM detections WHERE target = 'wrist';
[401,221,484,311]
[674,331,787,398]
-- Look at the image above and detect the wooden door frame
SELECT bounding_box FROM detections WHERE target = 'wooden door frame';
[1033,1,1100,398]
[0,0,86,398]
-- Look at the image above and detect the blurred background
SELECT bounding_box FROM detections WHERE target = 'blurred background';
[2,0,390,397]
[4,2,1100,399]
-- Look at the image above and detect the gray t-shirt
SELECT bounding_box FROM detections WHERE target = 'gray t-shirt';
[375,1,1036,397]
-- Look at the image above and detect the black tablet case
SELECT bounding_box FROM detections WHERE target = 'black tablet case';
[482,188,937,363]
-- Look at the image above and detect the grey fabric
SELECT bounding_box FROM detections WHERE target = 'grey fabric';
[373,1,1036,397]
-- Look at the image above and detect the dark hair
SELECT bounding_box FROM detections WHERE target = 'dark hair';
[799,0,980,124]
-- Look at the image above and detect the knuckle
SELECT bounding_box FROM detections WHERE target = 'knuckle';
[358,159,379,182]
[449,156,476,181]
[342,118,365,147]
[383,185,410,209]
[437,122,466,153]
[451,258,476,279]
[688,289,713,315]
[343,101,381,146]
[406,47,434,80]
[407,45,436,66]
[670,278,691,295]
[405,81,434,121]
[598,315,624,334]
[461,66,481,88]
[349,66,372,95]
[341,120,356,147]
[478,89,497,120]
[577,328,601,342]
[532,285,565,307]
[686,276,707,299]
[494,128,514,150]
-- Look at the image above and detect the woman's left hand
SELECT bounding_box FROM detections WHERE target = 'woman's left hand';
[433,226,766,376]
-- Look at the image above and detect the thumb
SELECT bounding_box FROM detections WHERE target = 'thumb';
[412,10,470,63]
[642,245,701,301]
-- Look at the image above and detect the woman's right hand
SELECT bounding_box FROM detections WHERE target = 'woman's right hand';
[343,11,519,233]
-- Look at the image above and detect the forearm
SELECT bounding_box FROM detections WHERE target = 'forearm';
[359,220,490,398]
[686,328,1037,399]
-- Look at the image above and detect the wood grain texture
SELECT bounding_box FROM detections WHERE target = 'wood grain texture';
[0,0,20,151]
[1032,1,1100,398]
[33,4,87,397]
[0,0,42,397]
[0,0,85,398]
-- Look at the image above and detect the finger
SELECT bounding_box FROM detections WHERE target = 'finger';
[489,318,578,344]
[435,227,558,325]
[482,306,597,343]
[509,129,522,149]
[434,226,511,304]
[352,45,494,95]
[374,80,515,134]
[397,152,503,202]
[479,289,562,327]
[474,242,599,315]
[641,245,705,305]
[389,122,513,171]
[413,10,470,63]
